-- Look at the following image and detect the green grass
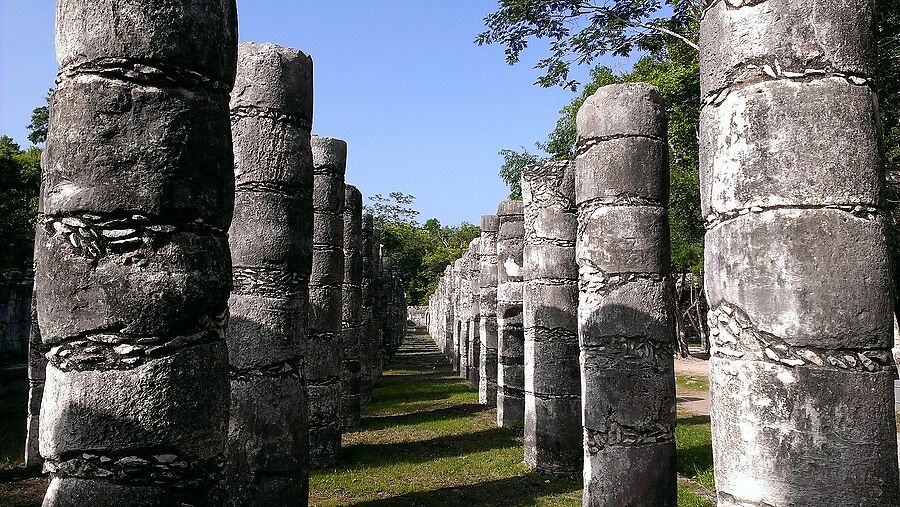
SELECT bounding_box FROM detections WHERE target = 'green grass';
[675,374,709,393]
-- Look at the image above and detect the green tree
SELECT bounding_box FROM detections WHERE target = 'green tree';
[0,136,41,270]
[26,89,53,145]
[476,1,699,89]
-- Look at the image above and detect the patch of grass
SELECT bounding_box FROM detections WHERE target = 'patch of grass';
[675,411,715,493]
[675,374,709,393]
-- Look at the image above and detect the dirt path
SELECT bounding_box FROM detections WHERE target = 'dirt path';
[674,356,711,417]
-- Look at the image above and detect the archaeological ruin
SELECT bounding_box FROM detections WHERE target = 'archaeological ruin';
[8,0,900,505]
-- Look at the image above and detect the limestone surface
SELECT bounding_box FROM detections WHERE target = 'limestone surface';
[700,1,899,504]
[341,185,363,428]
[37,1,237,503]
[496,201,525,429]
[575,83,676,506]
[522,161,580,475]
[308,135,347,468]
[478,215,500,406]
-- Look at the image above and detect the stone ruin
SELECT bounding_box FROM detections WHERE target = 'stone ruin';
[426,3,899,503]
[28,0,900,504]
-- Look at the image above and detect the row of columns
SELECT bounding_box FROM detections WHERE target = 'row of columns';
[428,15,899,500]
[31,3,408,505]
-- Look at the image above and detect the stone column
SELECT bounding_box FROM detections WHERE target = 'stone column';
[452,258,465,374]
[371,233,384,381]
[309,135,346,467]
[341,185,363,428]
[36,1,237,504]
[457,252,470,380]
[522,161,580,475]
[575,83,675,505]
[443,265,455,360]
[496,200,525,429]
[25,298,44,469]
[700,2,899,504]
[226,42,312,504]
[380,257,396,363]
[467,238,481,391]
[359,213,375,404]
[479,215,500,405]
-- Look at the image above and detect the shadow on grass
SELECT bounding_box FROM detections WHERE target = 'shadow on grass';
[675,413,713,487]
[350,472,580,506]
[368,376,472,408]
[360,403,489,431]
[340,427,520,469]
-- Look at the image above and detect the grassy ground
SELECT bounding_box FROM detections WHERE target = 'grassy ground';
[675,374,710,393]
[0,332,717,506]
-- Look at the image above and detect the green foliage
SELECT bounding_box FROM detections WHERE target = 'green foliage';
[26,89,53,145]
[497,148,542,200]
[368,194,480,305]
[0,136,41,270]
[476,0,700,89]
[877,0,900,171]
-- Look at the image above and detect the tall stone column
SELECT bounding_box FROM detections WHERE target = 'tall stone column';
[36,1,237,504]
[467,238,481,391]
[381,257,396,363]
[522,161,580,475]
[443,265,455,360]
[359,213,375,403]
[496,200,525,429]
[575,83,675,505]
[341,185,363,428]
[226,42,312,504]
[457,253,470,380]
[309,135,346,467]
[700,2,899,504]
[479,215,500,405]
[371,233,384,381]
[25,299,44,469]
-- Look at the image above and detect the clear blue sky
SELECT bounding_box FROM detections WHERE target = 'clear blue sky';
[0,1,632,225]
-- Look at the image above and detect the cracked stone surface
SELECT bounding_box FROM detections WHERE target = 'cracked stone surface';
[496,200,525,430]
[37,2,236,504]
[701,2,899,505]
[575,83,676,506]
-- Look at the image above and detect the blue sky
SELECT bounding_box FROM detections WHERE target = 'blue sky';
[0,1,633,225]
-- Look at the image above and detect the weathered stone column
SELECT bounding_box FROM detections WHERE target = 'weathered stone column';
[467,238,481,391]
[226,41,312,504]
[371,233,384,381]
[443,265,455,360]
[341,185,363,427]
[360,213,375,404]
[457,252,471,380]
[25,299,44,469]
[479,215,500,405]
[496,200,525,429]
[309,135,346,467]
[522,161,580,475]
[575,83,675,505]
[36,1,237,503]
[381,257,396,363]
[700,2,899,504]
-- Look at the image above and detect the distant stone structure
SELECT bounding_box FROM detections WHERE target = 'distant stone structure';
[478,215,500,406]
[36,1,237,503]
[0,270,32,360]
[407,306,428,328]
[341,185,363,428]
[701,1,899,504]
[575,83,676,505]
[496,200,525,429]
[309,135,346,467]
[226,41,313,504]
[521,161,580,475]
